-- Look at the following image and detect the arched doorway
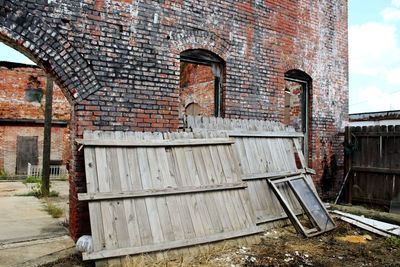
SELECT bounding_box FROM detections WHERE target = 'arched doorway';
[179,49,224,117]
[0,41,72,245]
[284,69,312,162]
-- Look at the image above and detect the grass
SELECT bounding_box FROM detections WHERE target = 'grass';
[17,190,59,198]
[386,236,400,249]
[121,239,244,267]
[23,176,41,184]
[43,201,63,218]
[17,179,59,198]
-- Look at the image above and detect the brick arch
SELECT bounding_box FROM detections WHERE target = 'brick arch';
[170,30,230,61]
[285,69,312,81]
[0,3,101,103]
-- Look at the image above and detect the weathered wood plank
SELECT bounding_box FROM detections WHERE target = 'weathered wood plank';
[76,138,234,147]
[227,131,303,138]
[83,226,263,261]
[83,132,105,253]
[352,166,400,175]
[241,169,310,181]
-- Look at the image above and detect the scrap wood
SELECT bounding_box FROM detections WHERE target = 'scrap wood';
[334,168,352,204]
[331,204,400,225]
[333,210,400,237]
[337,216,390,237]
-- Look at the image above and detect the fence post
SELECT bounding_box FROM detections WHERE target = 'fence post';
[344,126,353,203]
[27,163,31,177]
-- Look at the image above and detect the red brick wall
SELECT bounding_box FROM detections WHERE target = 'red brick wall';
[0,127,4,172]
[179,63,215,116]
[0,125,69,175]
[284,81,303,131]
[0,64,70,121]
[0,63,71,175]
[0,0,348,238]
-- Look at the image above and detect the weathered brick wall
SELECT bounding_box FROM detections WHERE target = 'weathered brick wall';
[0,125,69,175]
[0,62,71,175]
[179,63,214,116]
[0,0,348,238]
[0,63,70,121]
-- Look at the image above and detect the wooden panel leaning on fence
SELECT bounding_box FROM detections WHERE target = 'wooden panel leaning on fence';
[77,130,262,265]
[186,116,335,236]
[76,118,335,265]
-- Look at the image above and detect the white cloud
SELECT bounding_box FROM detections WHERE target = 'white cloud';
[382,7,400,21]
[386,67,400,85]
[349,1,400,113]
[352,86,400,113]
[349,22,400,76]
[392,0,400,8]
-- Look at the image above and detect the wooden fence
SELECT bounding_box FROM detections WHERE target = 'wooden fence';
[77,117,334,264]
[78,131,261,263]
[344,125,400,208]
[185,116,318,225]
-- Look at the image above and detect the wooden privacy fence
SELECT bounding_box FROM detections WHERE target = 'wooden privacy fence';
[77,118,335,263]
[77,131,260,261]
[344,125,400,208]
[186,116,334,236]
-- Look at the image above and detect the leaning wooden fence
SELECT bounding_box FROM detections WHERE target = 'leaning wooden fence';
[77,131,261,262]
[77,118,335,264]
[344,125,400,208]
[185,116,333,237]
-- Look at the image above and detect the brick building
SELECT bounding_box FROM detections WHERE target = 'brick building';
[0,61,70,176]
[0,0,348,239]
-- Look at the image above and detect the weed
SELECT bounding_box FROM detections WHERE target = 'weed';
[386,236,400,249]
[43,201,63,218]
[0,169,9,180]
[23,176,41,184]
[17,180,59,198]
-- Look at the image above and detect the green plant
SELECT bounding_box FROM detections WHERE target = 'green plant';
[23,176,41,184]
[43,201,63,218]
[0,169,9,180]
[18,180,59,198]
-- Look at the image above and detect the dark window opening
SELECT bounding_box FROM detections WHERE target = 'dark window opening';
[179,50,224,117]
[25,75,43,103]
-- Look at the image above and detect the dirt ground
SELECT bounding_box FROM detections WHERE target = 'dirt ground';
[44,219,400,267]
[239,221,400,267]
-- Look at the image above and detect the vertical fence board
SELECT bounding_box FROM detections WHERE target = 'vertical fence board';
[345,125,400,207]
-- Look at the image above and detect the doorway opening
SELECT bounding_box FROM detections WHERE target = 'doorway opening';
[0,42,71,244]
[284,70,312,163]
[179,49,224,117]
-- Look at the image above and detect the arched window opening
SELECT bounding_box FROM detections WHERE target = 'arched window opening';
[179,50,224,117]
[284,70,312,162]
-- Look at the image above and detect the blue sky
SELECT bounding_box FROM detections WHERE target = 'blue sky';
[349,0,400,113]
[1,1,400,114]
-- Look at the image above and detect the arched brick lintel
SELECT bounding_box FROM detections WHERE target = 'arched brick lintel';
[0,4,101,103]
[169,30,231,61]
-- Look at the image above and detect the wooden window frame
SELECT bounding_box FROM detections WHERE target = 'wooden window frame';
[268,174,336,237]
